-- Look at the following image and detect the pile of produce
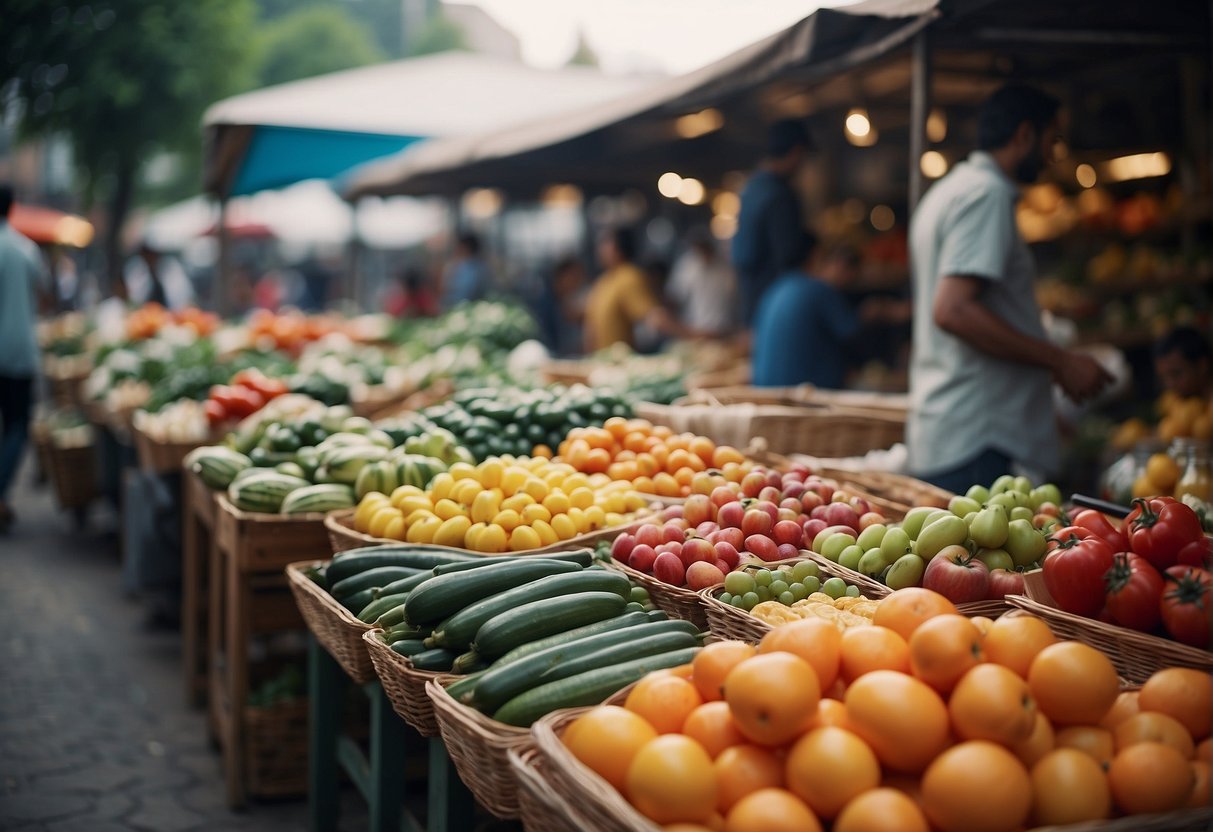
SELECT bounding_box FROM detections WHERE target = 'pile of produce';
[311,547,702,724]
[125,303,219,340]
[1111,393,1213,451]
[560,587,1212,830]
[718,562,873,625]
[610,464,887,589]
[351,455,651,551]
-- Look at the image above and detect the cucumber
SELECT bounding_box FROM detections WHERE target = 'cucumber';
[623,601,647,614]
[491,611,652,667]
[327,546,475,585]
[390,639,429,657]
[537,631,701,685]
[375,604,408,629]
[469,619,699,712]
[472,592,628,660]
[387,623,433,641]
[430,549,594,575]
[646,610,669,621]
[492,647,702,727]
[445,672,485,702]
[430,570,632,650]
[358,593,410,624]
[377,571,438,599]
[404,559,583,626]
[340,587,377,614]
[410,648,458,672]
[330,566,425,601]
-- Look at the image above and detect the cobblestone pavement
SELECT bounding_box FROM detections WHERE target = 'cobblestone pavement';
[0,463,367,832]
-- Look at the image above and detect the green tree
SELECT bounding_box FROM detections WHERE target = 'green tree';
[408,14,467,57]
[255,6,386,88]
[1,0,255,292]
[255,0,405,59]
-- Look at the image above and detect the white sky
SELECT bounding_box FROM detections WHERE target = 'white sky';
[462,1,851,75]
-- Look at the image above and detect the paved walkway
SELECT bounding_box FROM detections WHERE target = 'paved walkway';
[0,462,365,831]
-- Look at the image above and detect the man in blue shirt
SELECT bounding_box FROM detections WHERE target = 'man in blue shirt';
[440,231,491,310]
[732,120,810,326]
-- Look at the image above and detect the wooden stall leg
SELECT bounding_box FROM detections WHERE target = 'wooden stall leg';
[308,636,341,832]
[182,483,209,708]
[223,542,249,809]
[205,537,224,745]
[369,683,406,832]
[427,737,475,832]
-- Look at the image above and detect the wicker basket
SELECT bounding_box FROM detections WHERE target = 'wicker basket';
[243,698,309,797]
[426,679,533,820]
[362,628,452,736]
[43,438,98,511]
[605,559,707,628]
[686,385,909,417]
[1006,595,1213,683]
[131,423,216,474]
[285,561,375,684]
[821,468,954,516]
[509,747,590,832]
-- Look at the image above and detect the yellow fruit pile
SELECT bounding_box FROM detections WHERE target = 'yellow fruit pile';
[352,456,651,552]
[751,594,878,630]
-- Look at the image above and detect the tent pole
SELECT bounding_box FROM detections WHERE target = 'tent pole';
[217,196,231,315]
[908,29,932,212]
[348,199,363,311]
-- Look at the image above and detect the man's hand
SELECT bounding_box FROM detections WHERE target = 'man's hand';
[1054,351,1113,403]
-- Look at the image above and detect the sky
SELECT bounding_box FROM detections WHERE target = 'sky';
[465,0,852,75]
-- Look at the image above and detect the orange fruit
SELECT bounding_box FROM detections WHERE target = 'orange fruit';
[1054,726,1115,767]
[785,727,881,819]
[690,436,716,464]
[982,615,1056,678]
[844,670,950,773]
[1139,668,1213,740]
[683,702,746,759]
[626,735,717,824]
[969,615,995,636]
[562,706,657,790]
[1113,711,1196,758]
[808,698,850,730]
[724,653,820,747]
[873,588,958,642]
[1029,748,1112,825]
[1099,690,1140,730]
[839,625,910,683]
[1198,737,1213,762]
[712,445,746,468]
[1011,712,1055,767]
[604,416,630,439]
[1027,641,1118,726]
[833,788,930,832]
[1107,742,1195,815]
[723,788,821,832]
[921,741,1032,832]
[759,617,842,691]
[714,744,784,812]
[663,825,714,832]
[692,641,756,702]
[907,614,985,694]
[948,663,1037,744]
[626,674,704,734]
[1188,760,1211,809]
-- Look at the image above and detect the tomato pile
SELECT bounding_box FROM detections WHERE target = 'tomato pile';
[562,587,1212,831]
[1043,496,1212,647]
[204,369,290,426]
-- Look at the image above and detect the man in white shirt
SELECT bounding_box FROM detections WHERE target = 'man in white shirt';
[666,234,736,336]
[908,86,1110,492]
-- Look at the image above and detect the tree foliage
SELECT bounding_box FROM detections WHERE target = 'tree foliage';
[408,15,468,57]
[255,6,386,88]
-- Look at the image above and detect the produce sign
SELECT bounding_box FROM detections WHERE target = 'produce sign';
[558,587,1213,830]
[310,548,702,723]
[351,455,651,551]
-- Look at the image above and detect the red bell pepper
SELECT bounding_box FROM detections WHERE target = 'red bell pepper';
[1125,497,1205,572]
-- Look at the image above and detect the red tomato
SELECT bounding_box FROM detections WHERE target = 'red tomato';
[1125,498,1205,572]
[1160,566,1213,648]
[1072,509,1128,554]
[224,386,265,418]
[1176,536,1213,569]
[1103,553,1164,632]
[231,368,289,399]
[204,399,227,426]
[1042,527,1115,618]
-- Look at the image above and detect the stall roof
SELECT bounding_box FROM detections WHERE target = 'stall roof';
[202,51,650,198]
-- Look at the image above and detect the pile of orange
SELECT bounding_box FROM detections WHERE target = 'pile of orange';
[125,303,220,340]
[247,309,344,352]
[557,417,753,498]
[562,587,1212,832]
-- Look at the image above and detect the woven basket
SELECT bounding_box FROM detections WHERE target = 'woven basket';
[285,561,374,684]
[244,699,309,798]
[509,747,590,832]
[362,628,452,736]
[686,385,909,417]
[605,559,707,628]
[44,439,98,510]
[821,468,954,516]
[1006,595,1213,683]
[132,423,215,474]
[426,679,533,820]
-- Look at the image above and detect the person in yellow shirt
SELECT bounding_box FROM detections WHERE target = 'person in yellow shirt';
[584,227,684,352]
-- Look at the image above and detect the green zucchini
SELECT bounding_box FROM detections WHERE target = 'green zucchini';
[410,648,459,672]
[375,604,408,629]
[390,639,429,657]
[404,559,583,626]
[646,610,669,621]
[491,611,652,668]
[377,571,437,599]
[340,587,378,614]
[538,631,701,684]
[472,591,628,660]
[331,566,425,600]
[358,592,410,624]
[452,650,483,674]
[430,549,595,575]
[623,601,647,614]
[445,672,485,702]
[470,619,699,712]
[327,545,475,585]
[429,570,631,650]
[492,647,702,727]
[387,623,432,641]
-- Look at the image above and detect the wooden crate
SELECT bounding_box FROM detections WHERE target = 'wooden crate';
[132,424,214,474]
[181,470,218,708]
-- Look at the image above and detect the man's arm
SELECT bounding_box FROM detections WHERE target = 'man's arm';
[934,274,1110,402]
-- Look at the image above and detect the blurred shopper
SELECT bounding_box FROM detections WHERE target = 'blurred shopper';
[440,231,491,310]
[0,184,47,530]
[1155,326,1212,401]
[536,256,587,356]
[385,268,439,318]
[667,232,736,337]
[908,85,1110,492]
[583,227,686,352]
[732,119,811,326]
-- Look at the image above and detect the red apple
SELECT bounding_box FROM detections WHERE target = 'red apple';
[772,520,803,547]
[695,521,720,538]
[987,568,1025,600]
[801,491,825,512]
[758,486,782,505]
[635,524,661,549]
[802,518,828,546]
[753,500,780,524]
[789,462,812,478]
[681,538,715,567]
[740,472,766,498]
[777,543,800,561]
[628,544,657,573]
[653,552,686,586]
[714,526,744,550]
[745,534,779,562]
[714,558,734,574]
[611,533,635,563]
[663,522,687,543]
[824,502,860,532]
[777,508,800,524]
[717,502,744,529]
[922,545,990,604]
[661,504,684,521]
[780,497,802,513]
[714,541,741,569]
[858,511,885,530]
[810,505,830,522]
[710,486,738,508]
[663,541,683,560]
[764,471,783,490]
[686,561,726,590]
[683,494,713,528]
[781,481,806,500]
[741,509,774,538]
[805,480,834,502]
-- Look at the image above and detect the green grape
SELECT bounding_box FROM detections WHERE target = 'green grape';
[753,570,774,587]
[719,592,734,606]
[791,561,820,583]
[778,591,795,606]
[790,582,809,601]
[755,585,772,602]
[802,576,821,595]
[724,571,756,596]
[822,577,847,599]
[845,585,861,598]
[740,591,760,610]
[769,580,790,597]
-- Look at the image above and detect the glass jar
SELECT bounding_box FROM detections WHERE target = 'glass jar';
[1173,440,1212,502]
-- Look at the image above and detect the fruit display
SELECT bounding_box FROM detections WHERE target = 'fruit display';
[559,587,1212,830]
[718,562,872,624]
[132,399,212,444]
[558,418,754,498]
[807,474,1062,604]
[310,548,701,724]
[125,303,219,340]
[609,464,888,589]
[1111,395,1213,453]
[350,455,652,551]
